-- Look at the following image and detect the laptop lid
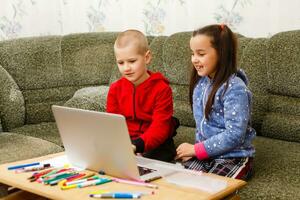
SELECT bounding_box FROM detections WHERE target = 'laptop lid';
[52,105,142,180]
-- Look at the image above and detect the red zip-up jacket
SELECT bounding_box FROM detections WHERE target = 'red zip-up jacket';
[106,71,173,153]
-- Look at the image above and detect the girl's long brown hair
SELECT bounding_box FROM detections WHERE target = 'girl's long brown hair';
[189,24,238,119]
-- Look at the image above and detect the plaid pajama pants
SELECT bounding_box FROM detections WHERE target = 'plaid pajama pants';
[182,157,253,180]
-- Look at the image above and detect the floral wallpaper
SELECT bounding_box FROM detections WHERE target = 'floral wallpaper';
[0,0,300,40]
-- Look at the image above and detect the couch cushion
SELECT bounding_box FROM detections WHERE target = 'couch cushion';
[61,32,117,87]
[64,86,109,112]
[260,94,300,142]
[10,122,62,147]
[23,85,84,124]
[173,126,195,147]
[148,36,168,76]
[240,136,300,199]
[0,36,62,90]
[0,132,63,164]
[239,38,269,134]
[267,30,300,97]
[0,65,25,131]
[163,32,191,85]
[0,36,68,126]
[173,100,194,127]
[237,37,252,67]
[261,112,300,143]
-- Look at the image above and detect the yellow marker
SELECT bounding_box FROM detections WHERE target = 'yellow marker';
[90,190,110,195]
[63,164,70,168]
[58,179,67,187]
[78,172,96,180]
[60,184,78,190]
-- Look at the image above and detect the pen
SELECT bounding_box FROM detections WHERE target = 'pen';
[112,178,158,189]
[8,162,40,170]
[145,175,162,183]
[90,193,141,199]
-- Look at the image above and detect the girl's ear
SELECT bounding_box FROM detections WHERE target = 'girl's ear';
[145,50,152,64]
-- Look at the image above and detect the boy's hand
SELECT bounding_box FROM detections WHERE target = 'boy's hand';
[175,143,195,160]
[132,145,136,153]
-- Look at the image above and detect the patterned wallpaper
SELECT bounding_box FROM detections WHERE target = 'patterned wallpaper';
[0,0,300,40]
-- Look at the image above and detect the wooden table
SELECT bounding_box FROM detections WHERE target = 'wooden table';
[0,153,246,200]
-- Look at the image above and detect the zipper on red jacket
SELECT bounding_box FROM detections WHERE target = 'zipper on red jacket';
[138,120,144,132]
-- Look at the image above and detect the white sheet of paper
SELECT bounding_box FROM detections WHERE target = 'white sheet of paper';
[41,155,84,171]
[164,171,228,193]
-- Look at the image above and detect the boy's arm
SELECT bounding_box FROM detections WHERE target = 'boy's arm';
[133,86,173,152]
[106,84,119,114]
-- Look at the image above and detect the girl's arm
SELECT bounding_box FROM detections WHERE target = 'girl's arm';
[196,80,251,158]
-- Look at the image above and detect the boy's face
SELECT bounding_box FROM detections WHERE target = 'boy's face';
[114,45,151,86]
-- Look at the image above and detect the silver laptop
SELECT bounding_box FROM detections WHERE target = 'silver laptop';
[52,105,178,181]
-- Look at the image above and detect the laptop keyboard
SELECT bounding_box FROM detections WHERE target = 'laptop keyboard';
[138,166,156,176]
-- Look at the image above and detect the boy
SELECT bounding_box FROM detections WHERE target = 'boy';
[106,30,178,162]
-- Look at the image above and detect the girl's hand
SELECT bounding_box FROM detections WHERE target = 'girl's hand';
[181,156,193,162]
[175,143,196,160]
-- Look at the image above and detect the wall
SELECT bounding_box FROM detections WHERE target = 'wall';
[1,0,300,40]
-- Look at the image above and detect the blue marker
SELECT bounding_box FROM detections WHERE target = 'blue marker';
[90,193,141,199]
[7,162,40,170]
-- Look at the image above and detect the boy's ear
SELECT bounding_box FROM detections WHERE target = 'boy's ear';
[145,50,152,65]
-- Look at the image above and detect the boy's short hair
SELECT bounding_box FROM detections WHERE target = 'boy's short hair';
[114,29,149,55]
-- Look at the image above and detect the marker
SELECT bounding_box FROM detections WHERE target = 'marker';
[89,190,110,195]
[28,169,54,182]
[49,173,79,186]
[15,164,51,173]
[60,184,78,190]
[8,162,40,170]
[43,169,75,180]
[77,178,112,188]
[44,173,77,185]
[112,178,158,189]
[59,173,86,186]
[90,193,141,199]
[65,176,99,186]
[110,191,155,196]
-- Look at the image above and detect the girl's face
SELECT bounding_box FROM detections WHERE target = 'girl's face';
[190,34,218,78]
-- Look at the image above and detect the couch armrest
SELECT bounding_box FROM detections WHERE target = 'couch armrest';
[0,65,25,131]
[64,86,109,112]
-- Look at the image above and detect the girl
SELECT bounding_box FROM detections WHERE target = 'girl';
[175,24,256,180]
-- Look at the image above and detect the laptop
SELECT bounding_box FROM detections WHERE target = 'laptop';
[52,105,179,181]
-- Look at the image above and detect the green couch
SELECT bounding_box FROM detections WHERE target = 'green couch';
[0,30,299,199]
